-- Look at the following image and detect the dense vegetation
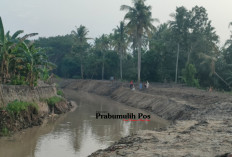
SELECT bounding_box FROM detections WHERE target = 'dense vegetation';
[0,17,54,87]
[1,0,232,91]
[35,0,232,91]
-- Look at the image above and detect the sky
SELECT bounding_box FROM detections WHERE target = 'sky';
[0,0,232,46]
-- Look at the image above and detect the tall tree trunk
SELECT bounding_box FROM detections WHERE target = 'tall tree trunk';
[0,84,5,106]
[102,62,104,80]
[187,44,192,64]
[137,37,142,83]
[120,49,123,80]
[175,43,180,83]
[102,54,105,80]
[1,55,4,83]
[81,61,84,79]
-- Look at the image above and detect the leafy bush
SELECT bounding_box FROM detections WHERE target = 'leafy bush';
[1,127,9,136]
[46,96,64,107]
[6,100,38,115]
[57,90,64,96]
[10,76,27,85]
[181,64,199,87]
[40,68,50,81]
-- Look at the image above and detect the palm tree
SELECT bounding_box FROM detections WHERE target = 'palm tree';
[225,22,232,46]
[71,25,90,79]
[113,21,128,80]
[169,7,190,83]
[121,0,156,83]
[95,34,110,80]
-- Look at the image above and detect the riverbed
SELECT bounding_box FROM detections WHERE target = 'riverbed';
[0,89,167,157]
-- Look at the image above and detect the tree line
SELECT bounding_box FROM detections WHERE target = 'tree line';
[2,0,232,91]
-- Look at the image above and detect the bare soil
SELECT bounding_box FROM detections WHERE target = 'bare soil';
[57,79,232,157]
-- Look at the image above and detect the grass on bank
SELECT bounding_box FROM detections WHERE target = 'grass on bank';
[3,100,39,116]
[1,127,9,136]
[57,90,64,96]
[46,96,64,107]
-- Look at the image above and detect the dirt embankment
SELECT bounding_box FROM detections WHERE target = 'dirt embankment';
[90,120,232,157]
[58,79,232,157]
[0,83,72,136]
[58,79,232,121]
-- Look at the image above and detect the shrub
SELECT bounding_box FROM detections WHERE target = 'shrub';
[181,63,200,87]
[6,100,38,115]
[10,76,27,85]
[57,90,64,96]
[46,96,64,107]
[1,127,9,136]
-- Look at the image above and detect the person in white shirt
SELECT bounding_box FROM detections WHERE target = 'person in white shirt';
[146,81,149,88]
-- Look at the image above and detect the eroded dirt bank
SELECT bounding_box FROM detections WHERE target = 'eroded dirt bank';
[58,79,232,121]
[0,83,72,136]
[58,79,232,156]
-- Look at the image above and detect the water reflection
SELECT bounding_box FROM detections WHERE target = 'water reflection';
[0,90,167,157]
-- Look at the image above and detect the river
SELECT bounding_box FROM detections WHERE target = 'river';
[0,89,167,157]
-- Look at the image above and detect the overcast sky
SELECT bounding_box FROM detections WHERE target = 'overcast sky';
[0,0,232,46]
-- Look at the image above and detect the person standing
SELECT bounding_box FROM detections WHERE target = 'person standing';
[146,81,149,88]
[130,80,133,89]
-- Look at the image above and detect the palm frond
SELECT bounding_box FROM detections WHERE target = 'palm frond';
[12,30,24,39]
[0,17,5,44]
[120,5,132,11]
[228,22,232,28]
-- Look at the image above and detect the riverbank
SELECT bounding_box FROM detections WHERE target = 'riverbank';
[0,82,73,136]
[57,79,232,156]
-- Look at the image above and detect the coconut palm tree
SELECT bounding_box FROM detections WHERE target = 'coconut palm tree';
[113,21,128,80]
[169,7,191,83]
[95,34,110,80]
[225,22,232,46]
[71,25,91,79]
[121,0,157,83]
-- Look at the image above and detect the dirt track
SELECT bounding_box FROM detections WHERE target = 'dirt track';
[57,79,232,157]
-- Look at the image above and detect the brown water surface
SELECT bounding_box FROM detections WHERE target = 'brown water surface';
[0,89,168,157]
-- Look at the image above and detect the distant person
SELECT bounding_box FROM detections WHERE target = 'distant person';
[130,80,133,89]
[144,82,147,88]
[209,86,213,92]
[132,84,135,91]
[146,81,149,88]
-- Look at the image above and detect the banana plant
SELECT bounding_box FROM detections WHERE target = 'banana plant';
[18,42,55,87]
[0,17,38,83]
[0,17,24,83]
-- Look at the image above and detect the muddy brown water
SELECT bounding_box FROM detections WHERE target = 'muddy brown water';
[0,89,168,157]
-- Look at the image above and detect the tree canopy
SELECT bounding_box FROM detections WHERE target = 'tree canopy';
[7,3,231,91]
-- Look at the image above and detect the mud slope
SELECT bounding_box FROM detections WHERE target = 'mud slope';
[58,79,232,121]
[58,79,232,157]
[90,119,232,157]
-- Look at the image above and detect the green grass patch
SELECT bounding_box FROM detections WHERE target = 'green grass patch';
[57,90,64,96]
[46,96,64,107]
[6,100,38,115]
[1,127,9,136]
